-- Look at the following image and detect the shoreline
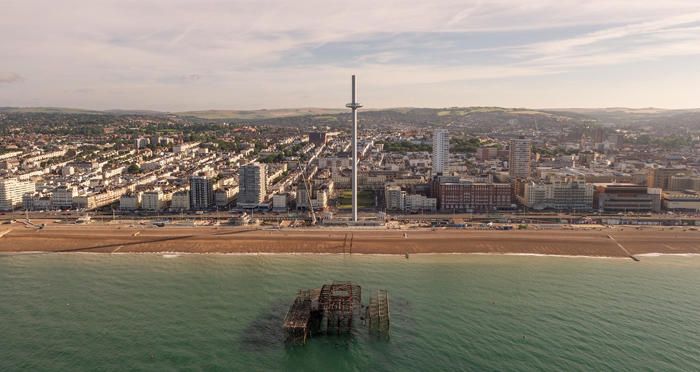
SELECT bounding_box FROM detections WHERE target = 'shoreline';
[3,251,700,261]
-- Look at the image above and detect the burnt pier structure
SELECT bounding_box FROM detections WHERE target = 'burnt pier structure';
[283,281,389,344]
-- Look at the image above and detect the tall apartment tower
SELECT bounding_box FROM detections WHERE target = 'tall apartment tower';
[238,163,267,206]
[432,129,449,175]
[509,137,532,179]
[189,176,214,210]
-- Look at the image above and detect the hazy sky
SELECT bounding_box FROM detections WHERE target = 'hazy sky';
[2,0,700,111]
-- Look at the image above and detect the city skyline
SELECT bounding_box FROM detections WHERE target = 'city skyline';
[4,2,700,370]
[2,1,700,111]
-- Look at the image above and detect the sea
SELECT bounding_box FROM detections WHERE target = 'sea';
[1,253,699,371]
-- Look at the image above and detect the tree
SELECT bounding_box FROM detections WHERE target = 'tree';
[127,164,141,174]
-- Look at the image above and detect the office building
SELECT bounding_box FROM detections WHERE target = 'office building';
[594,184,661,212]
[434,177,511,211]
[519,180,594,211]
[272,193,289,212]
[669,175,700,192]
[432,129,449,175]
[238,163,267,207]
[663,191,700,212]
[509,137,532,179]
[189,176,214,210]
[647,167,689,190]
[476,147,498,161]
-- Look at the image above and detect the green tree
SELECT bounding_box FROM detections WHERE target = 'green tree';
[127,164,141,174]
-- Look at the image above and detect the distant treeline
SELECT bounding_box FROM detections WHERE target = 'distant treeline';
[377,141,431,152]
[632,134,695,148]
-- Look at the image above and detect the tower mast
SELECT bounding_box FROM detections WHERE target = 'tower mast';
[346,75,362,222]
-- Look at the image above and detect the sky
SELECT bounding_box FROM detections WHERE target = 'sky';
[1,0,700,111]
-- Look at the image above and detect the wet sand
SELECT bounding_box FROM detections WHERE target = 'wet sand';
[1,223,699,257]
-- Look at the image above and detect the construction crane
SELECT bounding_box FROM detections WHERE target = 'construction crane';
[299,163,317,225]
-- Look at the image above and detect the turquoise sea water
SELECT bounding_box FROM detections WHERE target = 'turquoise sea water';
[2,253,700,371]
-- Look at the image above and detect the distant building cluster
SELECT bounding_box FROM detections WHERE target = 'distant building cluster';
[3,108,700,221]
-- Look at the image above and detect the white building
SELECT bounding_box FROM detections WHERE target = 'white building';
[51,186,77,209]
[520,180,593,210]
[272,193,288,212]
[432,129,449,175]
[405,194,437,212]
[119,192,142,210]
[170,190,190,210]
[141,190,163,211]
[385,185,405,211]
[509,137,532,179]
[0,178,35,210]
[214,187,238,207]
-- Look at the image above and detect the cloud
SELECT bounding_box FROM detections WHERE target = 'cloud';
[0,72,23,84]
[515,11,700,58]
[1,0,700,109]
[502,12,700,76]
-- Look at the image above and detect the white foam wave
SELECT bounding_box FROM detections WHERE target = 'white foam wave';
[636,253,700,257]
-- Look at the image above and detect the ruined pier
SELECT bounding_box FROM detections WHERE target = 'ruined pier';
[283,281,390,345]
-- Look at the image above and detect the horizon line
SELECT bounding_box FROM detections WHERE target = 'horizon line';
[2,105,699,113]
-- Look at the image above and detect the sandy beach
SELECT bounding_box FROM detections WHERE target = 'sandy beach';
[1,223,699,257]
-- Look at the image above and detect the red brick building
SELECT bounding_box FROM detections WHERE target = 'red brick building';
[433,178,512,211]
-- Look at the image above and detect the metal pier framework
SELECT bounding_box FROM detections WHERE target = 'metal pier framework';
[367,289,390,337]
[283,281,389,345]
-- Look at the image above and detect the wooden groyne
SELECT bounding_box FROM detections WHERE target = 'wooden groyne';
[608,234,640,261]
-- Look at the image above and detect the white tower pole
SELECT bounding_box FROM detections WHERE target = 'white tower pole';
[346,75,362,222]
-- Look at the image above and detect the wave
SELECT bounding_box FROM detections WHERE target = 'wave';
[636,253,700,257]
